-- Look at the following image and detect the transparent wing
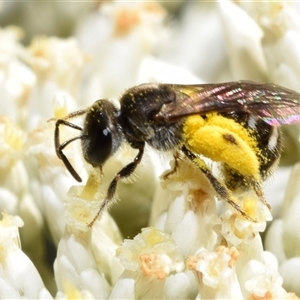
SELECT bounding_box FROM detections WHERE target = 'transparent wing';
[154,81,300,126]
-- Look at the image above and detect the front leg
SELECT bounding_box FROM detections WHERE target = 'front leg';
[88,143,145,227]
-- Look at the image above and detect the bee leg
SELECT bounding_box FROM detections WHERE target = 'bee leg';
[54,119,83,155]
[56,135,84,182]
[223,166,270,208]
[182,146,254,221]
[54,119,85,182]
[88,143,145,227]
[163,152,181,180]
[52,109,87,161]
[252,181,271,209]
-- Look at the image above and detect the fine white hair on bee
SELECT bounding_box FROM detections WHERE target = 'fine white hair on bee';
[247,115,257,129]
[267,127,280,152]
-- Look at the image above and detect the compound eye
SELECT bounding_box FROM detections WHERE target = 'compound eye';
[88,119,112,166]
[82,101,121,167]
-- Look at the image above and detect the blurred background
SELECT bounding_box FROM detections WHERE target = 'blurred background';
[1,1,300,297]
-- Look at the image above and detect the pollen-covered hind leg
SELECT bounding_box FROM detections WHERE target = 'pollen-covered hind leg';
[182,146,255,221]
[222,165,270,209]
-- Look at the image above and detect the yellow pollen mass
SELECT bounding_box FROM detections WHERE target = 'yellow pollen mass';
[54,105,68,119]
[145,227,167,246]
[242,197,258,219]
[63,281,82,299]
[183,114,260,179]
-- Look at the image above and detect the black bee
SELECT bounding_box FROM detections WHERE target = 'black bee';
[54,81,300,226]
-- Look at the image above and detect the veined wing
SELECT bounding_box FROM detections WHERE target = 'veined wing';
[154,81,300,126]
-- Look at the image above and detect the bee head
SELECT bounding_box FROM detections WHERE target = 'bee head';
[81,100,123,168]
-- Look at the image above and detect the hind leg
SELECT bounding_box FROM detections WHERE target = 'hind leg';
[182,146,255,221]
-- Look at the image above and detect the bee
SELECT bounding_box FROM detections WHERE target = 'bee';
[54,81,300,226]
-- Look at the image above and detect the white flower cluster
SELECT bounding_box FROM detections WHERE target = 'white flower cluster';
[0,1,300,299]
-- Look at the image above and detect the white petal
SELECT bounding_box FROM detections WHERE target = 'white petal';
[279,257,300,296]
[218,0,267,80]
